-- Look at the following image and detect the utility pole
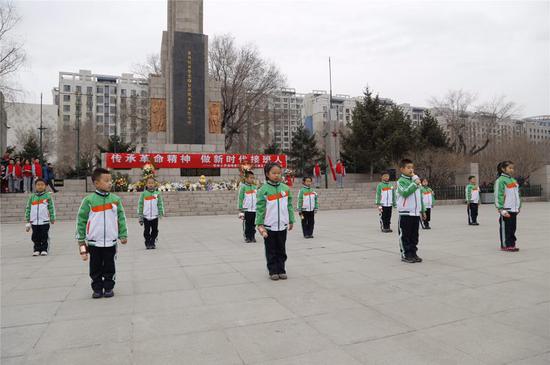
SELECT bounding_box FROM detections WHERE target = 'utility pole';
[37,93,47,161]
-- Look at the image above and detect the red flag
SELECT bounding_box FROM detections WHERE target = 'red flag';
[327,156,337,181]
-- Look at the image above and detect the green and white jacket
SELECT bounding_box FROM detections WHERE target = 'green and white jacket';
[255,181,295,231]
[375,181,396,207]
[421,186,435,209]
[25,191,56,225]
[237,183,257,212]
[494,174,521,213]
[396,174,425,216]
[76,191,128,247]
[465,183,480,204]
[297,185,319,212]
[138,189,165,220]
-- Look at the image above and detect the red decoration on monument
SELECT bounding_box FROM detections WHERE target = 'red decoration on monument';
[105,153,287,169]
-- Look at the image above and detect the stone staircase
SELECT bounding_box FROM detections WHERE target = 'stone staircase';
[0,185,378,223]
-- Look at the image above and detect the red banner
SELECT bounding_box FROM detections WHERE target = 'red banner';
[105,153,287,169]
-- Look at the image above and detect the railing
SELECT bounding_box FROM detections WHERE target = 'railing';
[432,186,466,200]
[433,184,543,200]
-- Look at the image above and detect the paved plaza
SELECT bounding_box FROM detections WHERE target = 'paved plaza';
[1,202,549,365]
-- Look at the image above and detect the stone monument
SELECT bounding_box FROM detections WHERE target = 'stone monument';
[146,0,224,153]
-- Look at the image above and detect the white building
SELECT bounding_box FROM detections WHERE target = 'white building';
[269,88,304,152]
[523,115,550,143]
[400,103,427,126]
[53,70,149,144]
[5,101,58,160]
[301,91,361,161]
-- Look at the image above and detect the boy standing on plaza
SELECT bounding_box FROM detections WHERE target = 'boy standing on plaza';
[396,159,425,263]
[465,175,480,225]
[297,176,319,238]
[375,171,396,233]
[420,178,435,229]
[76,168,128,299]
[138,177,165,249]
[238,171,257,243]
[25,178,56,256]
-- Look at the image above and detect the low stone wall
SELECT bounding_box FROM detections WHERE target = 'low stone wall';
[1,190,543,224]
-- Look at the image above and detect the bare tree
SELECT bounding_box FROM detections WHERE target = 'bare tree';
[131,53,161,79]
[477,137,550,183]
[14,124,55,159]
[430,90,477,155]
[414,148,468,186]
[0,1,25,99]
[209,34,286,152]
[56,120,106,177]
[431,91,519,156]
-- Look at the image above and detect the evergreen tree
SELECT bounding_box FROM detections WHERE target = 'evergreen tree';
[342,88,413,176]
[20,133,41,162]
[263,142,281,155]
[97,135,136,154]
[414,110,449,151]
[288,125,322,176]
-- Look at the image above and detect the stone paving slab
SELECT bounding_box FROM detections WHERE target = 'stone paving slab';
[1,202,549,364]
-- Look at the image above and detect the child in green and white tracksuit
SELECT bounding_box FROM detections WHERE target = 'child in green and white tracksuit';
[256,162,295,280]
[238,171,258,243]
[375,171,396,232]
[420,178,435,229]
[396,159,425,263]
[25,179,56,256]
[297,176,319,238]
[465,176,480,225]
[138,177,165,249]
[494,161,521,252]
[76,168,128,298]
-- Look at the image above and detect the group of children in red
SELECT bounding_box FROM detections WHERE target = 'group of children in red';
[3,158,58,193]
[22,159,522,297]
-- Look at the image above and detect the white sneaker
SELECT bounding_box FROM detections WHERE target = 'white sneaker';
[40,251,48,256]
[32,251,40,256]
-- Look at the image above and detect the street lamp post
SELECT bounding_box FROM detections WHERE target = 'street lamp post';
[37,93,47,162]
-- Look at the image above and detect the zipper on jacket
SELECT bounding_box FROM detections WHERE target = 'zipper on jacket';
[277,184,280,230]
[103,195,106,247]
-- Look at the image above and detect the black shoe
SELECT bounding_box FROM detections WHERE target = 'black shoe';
[413,255,423,262]
[146,246,151,250]
[244,239,251,243]
[473,222,479,226]
[309,235,314,239]
[401,257,416,263]
[92,291,103,299]
[103,290,114,298]
[251,238,257,243]
[150,245,156,249]
[387,229,393,233]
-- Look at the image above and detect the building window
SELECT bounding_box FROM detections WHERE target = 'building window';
[110,96,116,104]
[97,105,104,113]
[97,96,104,103]
[63,85,71,92]
[121,89,127,96]
[131,90,137,96]
[63,105,70,112]
[87,86,93,94]
[63,115,70,122]
[110,106,116,114]
[141,90,147,97]
[97,86,104,93]
[63,95,70,102]
[76,85,81,93]
[96,115,104,123]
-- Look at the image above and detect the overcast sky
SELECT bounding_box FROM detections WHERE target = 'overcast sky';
[12,0,550,117]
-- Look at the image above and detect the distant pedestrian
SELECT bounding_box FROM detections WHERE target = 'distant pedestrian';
[23,159,33,193]
[313,162,321,188]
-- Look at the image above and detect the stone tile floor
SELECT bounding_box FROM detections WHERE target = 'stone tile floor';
[1,203,549,364]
